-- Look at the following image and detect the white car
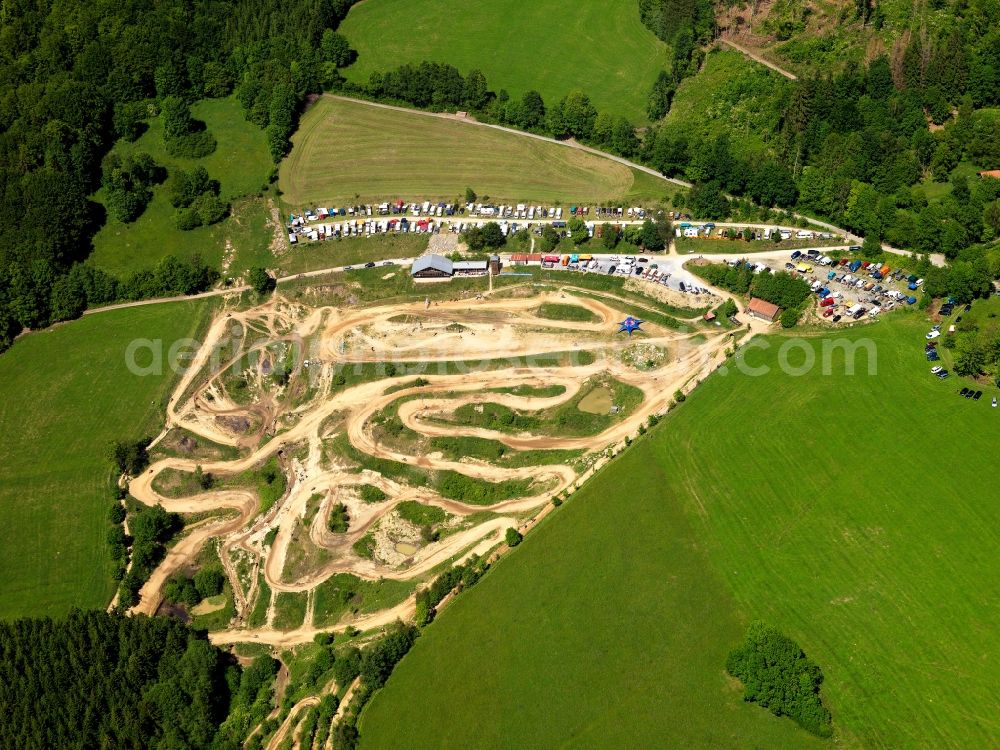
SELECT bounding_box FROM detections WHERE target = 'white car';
[931,366,943,374]
[926,330,941,340]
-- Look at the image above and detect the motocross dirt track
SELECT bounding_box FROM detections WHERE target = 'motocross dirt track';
[128,282,743,644]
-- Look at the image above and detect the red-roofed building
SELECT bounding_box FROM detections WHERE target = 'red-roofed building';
[747,297,781,323]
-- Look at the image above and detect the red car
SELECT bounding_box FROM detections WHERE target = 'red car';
[823,308,834,317]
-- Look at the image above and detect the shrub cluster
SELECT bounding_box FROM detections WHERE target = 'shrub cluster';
[726,622,833,737]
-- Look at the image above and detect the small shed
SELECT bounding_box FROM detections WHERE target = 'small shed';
[747,297,781,323]
[703,311,716,322]
[411,254,453,279]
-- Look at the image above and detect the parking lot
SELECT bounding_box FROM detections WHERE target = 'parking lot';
[713,248,923,324]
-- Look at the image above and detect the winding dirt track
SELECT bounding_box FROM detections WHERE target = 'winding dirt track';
[128,285,743,643]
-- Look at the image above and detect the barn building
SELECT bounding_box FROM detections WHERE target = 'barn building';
[747,297,781,323]
[411,254,453,279]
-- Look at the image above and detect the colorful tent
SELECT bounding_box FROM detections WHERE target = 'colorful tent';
[618,316,643,336]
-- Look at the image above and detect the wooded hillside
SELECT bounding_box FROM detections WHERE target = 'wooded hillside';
[0,0,356,351]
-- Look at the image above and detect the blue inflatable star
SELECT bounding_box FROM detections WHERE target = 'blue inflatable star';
[618,316,643,336]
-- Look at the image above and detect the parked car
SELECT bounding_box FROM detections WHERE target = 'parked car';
[936,370,950,379]
[992,397,997,408]
[973,391,983,401]
[926,330,941,340]
[364,261,376,268]
[832,315,842,322]
[931,366,944,375]
[823,308,834,318]
[960,387,970,397]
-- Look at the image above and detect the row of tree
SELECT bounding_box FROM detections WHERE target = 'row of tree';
[414,554,490,626]
[354,64,642,157]
[13,255,219,337]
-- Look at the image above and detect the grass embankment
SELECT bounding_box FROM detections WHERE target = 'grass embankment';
[190,582,236,631]
[661,48,792,157]
[312,574,415,627]
[327,432,548,506]
[361,316,1000,748]
[89,97,274,278]
[430,436,583,469]
[151,455,285,514]
[535,302,599,323]
[442,376,643,437]
[274,234,430,276]
[487,384,567,398]
[272,591,308,630]
[247,574,272,629]
[338,0,668,122]
[0,299,210,619]
[278,97,670,207]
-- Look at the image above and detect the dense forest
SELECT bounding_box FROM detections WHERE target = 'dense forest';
[0,0,358,352]
[640,0,1000,268]
[0,610,236,749]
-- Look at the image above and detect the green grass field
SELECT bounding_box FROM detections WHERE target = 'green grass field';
[662,48,792,157]
[274,234,429,276]
[359,314,1000,747]
[278,97,672,208]
[339,0,669,122]
[88,97,274,278]
[0,300,210,619]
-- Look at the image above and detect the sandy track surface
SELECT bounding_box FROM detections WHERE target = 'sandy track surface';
[128,285,741,641]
